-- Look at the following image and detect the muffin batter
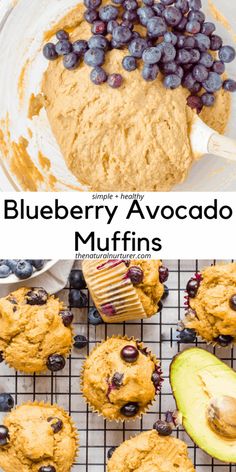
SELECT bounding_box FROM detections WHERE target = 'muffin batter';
[0,287,73,373]
[41,5,231,192]
[107,430,195,471]
[0,402,78,472]
[184,262,236,343]
[82,337,160,420]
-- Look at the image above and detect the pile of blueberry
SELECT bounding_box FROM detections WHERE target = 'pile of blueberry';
[0,260,46,280]
[43,0,236,110]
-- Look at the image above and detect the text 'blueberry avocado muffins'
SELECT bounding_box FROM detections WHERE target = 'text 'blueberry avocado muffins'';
[181,262,236,347]
[107,429,195,471]
[82,259,168,322]
[81,336,162,420]
[0,287,73,373]
[0,402,78,472]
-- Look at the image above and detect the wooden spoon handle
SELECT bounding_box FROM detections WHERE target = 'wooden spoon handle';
[208,133,236,161]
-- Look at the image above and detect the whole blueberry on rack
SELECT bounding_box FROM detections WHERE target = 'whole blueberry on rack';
[69,289,88,308]
[122,56,137,71]
[88,307,104,325]
[202,72,222,93]
[88,35,109,50]
[55,39,72,56]
[99,5,119,21]
[47,354,66,372]
[223,79,236,92]
[107,446,117,459]
[0,265,11,279]
[159,266,169,283]
[107,73,123,88]
[153,419,173,436]
[74,334,88,349]
[72,40,88,55]
[91,20,106,35]
[186,278,199,298]
[84,9,98,23]
[177,328,196,343]
[137,6,155,26]
[63,52,80,70]
[69,270,86,289]
[201,93,215,107]
[142,63,159,81]
[56,30,69,41]
[146,16,167,37]
[0,394,14,412]
[90,66,107,84]
[60,310,74,327]
[162,285,169,300]
[128,38,148,58]
[0,426,9,446]
[84,47,105,67]
[219,45,236,63]
[43,43,58,61]
[14,260,33,280]
[214,335,233,347]
[120,402,139,417]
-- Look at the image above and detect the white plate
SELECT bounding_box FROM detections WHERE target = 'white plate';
[0,259,58,284]
[0,0,236,191]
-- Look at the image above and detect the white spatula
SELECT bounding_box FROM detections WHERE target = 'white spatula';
[191,115,236,160]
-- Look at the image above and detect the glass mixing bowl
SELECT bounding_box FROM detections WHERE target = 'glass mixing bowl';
[0,0,235,191]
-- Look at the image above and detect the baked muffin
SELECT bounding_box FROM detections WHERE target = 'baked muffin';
[0,402,78,472]
[81,336,162,421]
[107,430,195,472]
[82,259,168,322]
[0,287,73,373]
[182,262,236,346]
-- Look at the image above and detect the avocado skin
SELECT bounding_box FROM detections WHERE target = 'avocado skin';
[170,347,236,464]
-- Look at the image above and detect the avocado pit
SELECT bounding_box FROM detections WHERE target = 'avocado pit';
[207,395,236,439]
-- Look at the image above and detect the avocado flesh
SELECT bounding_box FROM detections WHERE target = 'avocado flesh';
[170,348,236,463]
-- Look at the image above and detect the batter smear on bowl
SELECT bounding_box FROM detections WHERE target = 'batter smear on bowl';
[40,0,234,191]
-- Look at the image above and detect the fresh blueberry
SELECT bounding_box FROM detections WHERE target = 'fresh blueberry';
[188,0,202,10]
[177,34,185,49]
[14,260,33,280]
[162,285,169,300]
[111,39,124,49]
[194,33,210,52]
[0,394,14,412]
[26,288,48,306]
[43,43,58,61]
[187,94,203,113]
[56,30,69,41]
[69,290,88,308]
[163,7,182,27]
[186,278,199,297]
[131,31,141,39]
[162,61,177,74]
[120,402,139,417]
[223,79,236,92]
[219,45,236,63]
[107,20,118,33]
[191,82,202,94]
[72,40,88,55]
[121,21,134,29]
[160,0,174,4]
[142,63,159,81]
[47,354,66,372]
[122,9,138,21]
[201,22,215,36]
[112,26,132,43]
[55,40,72,56]
[84,47,105,66]
[177,328,197,343]
[175,16,188,31]
[63,52,80,70]
[30,260,45,271]
[152,3,165,15]
[123,0,138,10]
[199,52,214,68]
[146,16,167,37]
[0,265,11,278]
[175,0,188,13]
[164,74,181,89]
[214,335,233,347]
[175,65,184,78]
[176,49,192,64]
[107,446,117,459]
[107,73,123,88]
[39,466,56,472]
[84,9,98,23]
[212,60,225,74]
[0,426,9,446]
[121,345,139,363]
[99,5,119,21]
[143,0,154,4]
[186,20,201,34]
[183,36,196,50]
[129,38,148,57]
[137,6,155,26]
[201,92,215,106]
[189,48,201,64]
[60,310,74,327]
[74,334,88,349]
[161,43,176,63]
[164,32,178,46]
[88,307,104,325]
[84,0,102,8]
[122,55,137,71]
[193,64,208,82]
[159,266,169,283]
[188,10,205,23]
[88,34,109,50]
[210,34,223,51]
[90,66,107,84]
[203,71,222,92]
[69,270,86,289]
[153,420,173,436]
[182,73,196,90]
[91,20,107,34]
[142,46,162,64]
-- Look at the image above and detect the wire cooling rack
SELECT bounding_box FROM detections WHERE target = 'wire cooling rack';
[0,259,236,472]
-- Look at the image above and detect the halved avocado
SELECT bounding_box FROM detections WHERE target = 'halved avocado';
[170,348,236,463]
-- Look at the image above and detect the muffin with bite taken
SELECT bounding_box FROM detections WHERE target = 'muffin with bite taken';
[82,259,168,323]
